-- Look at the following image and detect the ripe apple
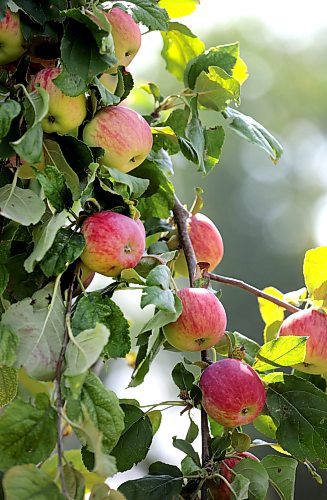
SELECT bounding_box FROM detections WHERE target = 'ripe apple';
[29,68,87,134]
[83,105,153,173]
[80,211,145,277]
[174,213,224,277]
[278,308,327,375]
[209,452,259,500]
[0,9,26,65]
[106,7,141,67]
[163,288,227,351]
[200,358,266,427]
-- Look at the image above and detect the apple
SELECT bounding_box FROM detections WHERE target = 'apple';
[200,358,266,427]
[163,288,227,351]
[106,7,141,67]
[209,452,259,500]
[80,211,145,277]
[29,68,87,134]
[278,308,327,375]
[83,105,153,173]
[174,213,224,277]
[0,9,26,65]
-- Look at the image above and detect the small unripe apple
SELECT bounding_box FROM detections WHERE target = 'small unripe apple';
[83,105,153,173]
[163,288,227,351]
[106,7,141,67]
[200,358,266,427]
[80,211,145,277]
[0,9,26,65]
[29,68,87,134]
[278,308,327,375]
[174,213,224,277]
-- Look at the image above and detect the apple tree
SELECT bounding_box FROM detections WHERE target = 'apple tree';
[0,1,326,499]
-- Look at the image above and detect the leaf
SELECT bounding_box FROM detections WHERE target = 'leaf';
[55,134,94,175]
[129,330,164,388]
[224,107,283,162]
[11,123,43,164]
[0,325,18,366]
[36,165,73,212]
[54,67,87,97]
[253,414,277,439]
[230,473,251,500]
[149,461,182,477]
[0,100,21,139]
[22,86,50,127]
[40,228,85,277]
[0,366,18,408]
[171,362,195,391]
[253,336,307,372]
[1,282,65,380]
[65,323,110,376]
[72,292,130,359]
[146,265,171,289]
[147,410,162,435]
[204,126,225,174]
[158,0,199,18]
[0,263,8,295]
[0,185,45,226]
[195,66,241,111]
[119,474,182,500]
[215,331,260,366]
[266,374,327,467]
[233,458,269,500]
[93,77,120,106]
[140,294,182,333]
[63,464,85,500]
[141,287,176,313]
[24,211,68,273]
[172,437,201,466]
[185,417,199,443]
[161,22,204,81]
[129,0,169,31]
[258,287,285,324]
[303,246,327,308]
[3,464,64,500]
[261,455,298,500]
[0,393,57,469]
[106,167,150,198]
[111,403,153,471]
[184,97,205,171]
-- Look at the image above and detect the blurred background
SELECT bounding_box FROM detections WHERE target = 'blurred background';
[91,0,327,497]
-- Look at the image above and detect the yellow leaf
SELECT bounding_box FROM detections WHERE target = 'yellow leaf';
[258,286,285,325]
[233,56,248,85]
[158,0,199,18]
[303,246,327,308]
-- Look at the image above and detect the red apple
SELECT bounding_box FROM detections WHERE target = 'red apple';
[174,213,224,277]
[29,68,87,134]
[200,358,266,427]
[0,9,26,65]
[163,288,227,351]
[83,105,153,173]
[106,7,141,67]
[80,211,145,277]
[278,308,327,375]
[210,452,259,500]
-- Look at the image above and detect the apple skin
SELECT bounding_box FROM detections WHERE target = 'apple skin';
[106,7,141,67]
[80,211,145,277]
[0,9,26,65]
[174,213,224,277]
[163,288,227,351]
[29,68,87,134]
[200,358,266,427]
[83,105,153,173]
[278,308,327,375]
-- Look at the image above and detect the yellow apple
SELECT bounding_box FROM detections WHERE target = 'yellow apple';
[0,9,26,65]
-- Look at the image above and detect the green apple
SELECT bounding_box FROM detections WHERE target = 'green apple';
[0,9,26,65]
[106,7,141,67]
[29,68,87,134]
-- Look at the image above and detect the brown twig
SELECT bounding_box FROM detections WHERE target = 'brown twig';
[55,271,77,498]
[205,272,300,314]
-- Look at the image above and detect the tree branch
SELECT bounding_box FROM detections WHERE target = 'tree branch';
[205,272,300,314]
[55,271,77,498]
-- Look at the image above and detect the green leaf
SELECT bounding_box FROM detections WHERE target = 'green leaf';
[21,86,50,127]
[210,434,231,459]
[105,167,150,199]
[54,67,87,97]
[63,464,85,500]
[233,458,269,500]
[195,66,240,111]
[1,282,65,381]
[0,393,57,469]
[129,0,169,31]
[44,139,81,200]
[185,417,199,443]
[303,246,327,308]
[13,0,66,24]
[266,374,327,467]
[111,403,153,471]
[3,464,64,500]
[158,0,199,18]
[68,372,125,455]
[40,228,85,277]
[161,22,204,81]
[147,410,162,435]
[181,456,202,477]
[253,414,277,439]
[24,211,68,273]
[55,134,94,175]
[0,185,45,226]
[140,294,182,333]
[129,330,164,388]
[171,362,195,391]
[253,336,307,372]
[36,166,73,212]
[93,77,120,106]
[141,286,176,313]
[215,331,260,366]
[0,325,18,366]
[0,100,21,139]
[0,367,18,408]
[146,265,171,289]
[224,107,283,162]
[204,126,225,174]
[261,455,298,500]
[230,473,251,500]
[119,474,183,500]
[72,292,130,359]
[65,323,110,377]
[0,264,8,295]
[149,461,182,477]
[172,437,201,466]
[10,123,43,164]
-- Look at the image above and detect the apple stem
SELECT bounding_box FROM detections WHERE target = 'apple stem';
[205,272,300,314]
[55,269,77,498]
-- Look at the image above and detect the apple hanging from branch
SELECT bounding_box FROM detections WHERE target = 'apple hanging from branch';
[0,9,26,65]
[106,7,141,68]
